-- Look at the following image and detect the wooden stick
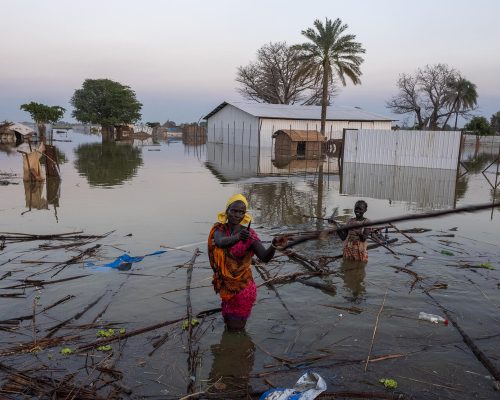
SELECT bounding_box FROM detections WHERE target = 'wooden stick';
[77,317,185,352]
[255,264,296,320]
[186,248,201,394]
[425,291,500,381]
[282,201,500,250]
[365,287,389,372]
[368,235,397,255]
[389,222,417,243]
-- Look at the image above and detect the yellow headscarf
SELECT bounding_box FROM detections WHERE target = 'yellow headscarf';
[217,193,252,225]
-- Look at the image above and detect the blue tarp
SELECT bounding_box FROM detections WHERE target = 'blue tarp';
[85,250,166,269]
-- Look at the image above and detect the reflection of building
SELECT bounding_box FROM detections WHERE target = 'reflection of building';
[341,162,457,209]
[206,142,339,181]
[182,126,207,146]
[204,102,392,147]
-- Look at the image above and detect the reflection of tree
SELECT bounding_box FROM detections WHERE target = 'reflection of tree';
[55,146,68,164]
[74,142,142,186]
[455,176,469,201]
[462,153,496,173]
[241,180,324,226]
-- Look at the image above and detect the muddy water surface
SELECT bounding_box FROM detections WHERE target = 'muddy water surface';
[0,130,499,399]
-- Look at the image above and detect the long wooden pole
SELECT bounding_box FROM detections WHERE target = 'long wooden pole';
[282,201,500,250]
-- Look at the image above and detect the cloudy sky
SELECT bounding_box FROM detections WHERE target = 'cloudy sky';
[1,0,499,125]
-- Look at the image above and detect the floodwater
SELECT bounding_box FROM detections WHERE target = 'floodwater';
[0,129,499,399]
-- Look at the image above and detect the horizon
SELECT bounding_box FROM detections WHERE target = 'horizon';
[1,0,499,127]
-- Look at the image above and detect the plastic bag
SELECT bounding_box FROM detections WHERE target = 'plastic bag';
[260,372,326,400]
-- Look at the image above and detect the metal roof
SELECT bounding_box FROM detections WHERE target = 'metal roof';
[273,129,326,142]
[204,101,392,122]
[9,123,35,136]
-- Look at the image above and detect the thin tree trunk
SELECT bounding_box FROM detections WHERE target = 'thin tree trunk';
[442,98,458,129]
[37,123,46,144]
[320,62,329,135]
[454,112,459,131]
[101,125,115,142]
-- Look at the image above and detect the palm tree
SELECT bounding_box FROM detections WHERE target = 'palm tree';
[295,18,365,134]
[443,76,478,130]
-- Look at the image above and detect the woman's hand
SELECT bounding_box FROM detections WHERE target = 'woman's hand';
[272,235,288,249]
[237,229,250,242]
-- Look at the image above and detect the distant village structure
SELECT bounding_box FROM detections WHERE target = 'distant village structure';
[203,102,393,148]
[0,122,34,145]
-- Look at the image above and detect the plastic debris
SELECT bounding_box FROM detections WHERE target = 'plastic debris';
[260,372,326,400]
[440,250,454,256]
[418,312,448,325]
[85,250,166,269]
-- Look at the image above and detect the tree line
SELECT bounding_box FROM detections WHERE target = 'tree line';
[17,17,499,140]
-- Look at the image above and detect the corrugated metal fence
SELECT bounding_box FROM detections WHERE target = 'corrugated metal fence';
[343,129,462,170]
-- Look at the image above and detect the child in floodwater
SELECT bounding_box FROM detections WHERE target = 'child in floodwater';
[329,200,371,262]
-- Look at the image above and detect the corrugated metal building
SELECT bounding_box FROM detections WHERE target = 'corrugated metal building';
[204,102,393,147]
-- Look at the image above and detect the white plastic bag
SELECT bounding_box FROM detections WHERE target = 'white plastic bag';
[259,372,326,400]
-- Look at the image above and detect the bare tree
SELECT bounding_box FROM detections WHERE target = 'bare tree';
[386,64,477,130]
[236,42,335,105]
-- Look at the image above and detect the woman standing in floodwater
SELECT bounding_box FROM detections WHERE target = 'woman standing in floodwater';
[330,200,371,262]
[208,194,286,331]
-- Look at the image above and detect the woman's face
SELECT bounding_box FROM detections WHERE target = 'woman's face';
[227,201,246,225]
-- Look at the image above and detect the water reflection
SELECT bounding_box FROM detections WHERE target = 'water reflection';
[241,181,322,226]
[339,260,366,302]
[341,162,457,210]
[74,142,143,187]
[23,181,48,210]
[22,178,61,220]
[462,152,497,173]
[205,143,338,181]
[46,178,61,207]
[208,330,255,395]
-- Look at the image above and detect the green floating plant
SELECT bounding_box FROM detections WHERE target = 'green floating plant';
[476,262,494,270]
[119,328,126,335]
[60,347,73,355]
[379,378,398,389]
[440,250,454,256]
[96,328,115,337]
[182,318,200,331]
[97,345,112,352]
